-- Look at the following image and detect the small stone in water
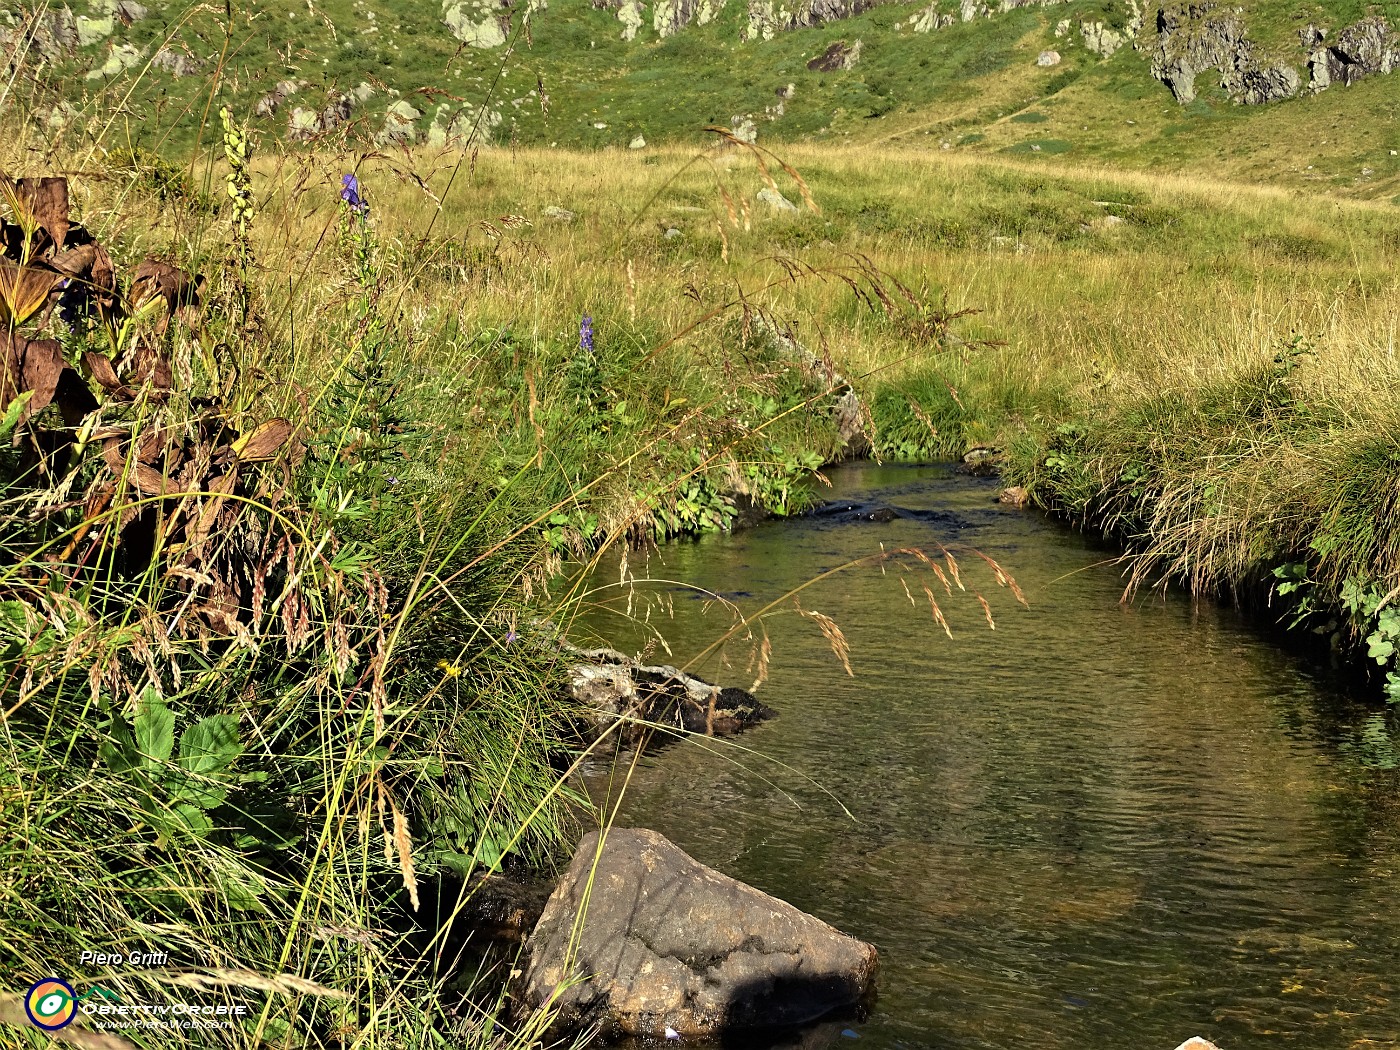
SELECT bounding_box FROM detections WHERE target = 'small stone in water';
[841,1030,860,1039]
[665,1027,681,1040]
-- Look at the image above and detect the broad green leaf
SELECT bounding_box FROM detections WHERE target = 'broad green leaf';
[134,690,174,769]
[178,714,243,774]
[172,715,242,809]
[171,803,213,839]
[99,715,140,776]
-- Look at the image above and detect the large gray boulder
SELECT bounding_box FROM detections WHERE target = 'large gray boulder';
[522,829,878,1039]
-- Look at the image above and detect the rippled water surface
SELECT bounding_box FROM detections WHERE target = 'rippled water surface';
[579,463,1400,1050]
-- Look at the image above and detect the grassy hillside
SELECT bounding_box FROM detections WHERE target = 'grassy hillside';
[8,0,1400,196]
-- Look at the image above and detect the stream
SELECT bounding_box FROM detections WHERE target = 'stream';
[578,462,1400,1050]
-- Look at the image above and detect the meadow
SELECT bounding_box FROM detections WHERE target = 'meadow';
[4,90,1400,1045]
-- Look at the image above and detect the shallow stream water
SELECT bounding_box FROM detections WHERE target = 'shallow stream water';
[579,463,1400,1050]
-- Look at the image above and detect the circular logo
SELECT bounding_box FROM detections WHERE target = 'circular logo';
[25,979,77,1030]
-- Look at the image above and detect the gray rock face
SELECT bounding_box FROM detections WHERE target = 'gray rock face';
[909,4,954,32]
[152,47,202,77]
[787,0,872,29]
[1151,2,1242,102]
[255,78,304,117]
[1080,20,1127,57]
[287,92,357,141]
[2,7,80,62]
[522,829,878,1040]
[1150,2,1298,105]
[375,99,421,145]
[1224,52,1300,104]
[443,0,509,47]
[1307,16,1399,91]
[653,0,727,37]
[1036,49,1060,65]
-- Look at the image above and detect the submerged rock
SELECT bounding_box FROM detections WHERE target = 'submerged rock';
[1173,1040,1223,1050]
[522,828,878,1040]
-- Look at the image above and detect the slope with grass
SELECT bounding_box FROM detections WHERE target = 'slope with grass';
[6,0,1400,196]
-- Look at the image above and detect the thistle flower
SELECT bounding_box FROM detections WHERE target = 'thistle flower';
[340,173,368,215]
[579,314,594,354]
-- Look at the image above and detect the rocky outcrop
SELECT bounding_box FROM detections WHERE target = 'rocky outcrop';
[151,46,202,77]
[85,41,141,79]
[1,6,80,63]
[522,829,878,1040]
[1224,51,1300,104]
[1081,19,1128,57]
[287,92,358,141]
[786,0,873,29]
[743,0,790,41]
[443,0,509,47]
[807,38,861,70]
[1305,16,1399,92]
[375,100,421,145]
[566,645,774,743]
[653,0,727,37]
[255,78,304,117]
[907,4,954,32]
[1150,2,1298,105]
[426,103,503,146]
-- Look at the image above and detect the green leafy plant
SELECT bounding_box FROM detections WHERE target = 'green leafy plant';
[100,690,248,844]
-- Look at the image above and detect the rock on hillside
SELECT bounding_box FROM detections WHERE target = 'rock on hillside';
[1150,2,1300,105]
[1304,16,1400,92]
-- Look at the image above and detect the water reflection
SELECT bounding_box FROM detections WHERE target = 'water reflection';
[578,463,1400,1050]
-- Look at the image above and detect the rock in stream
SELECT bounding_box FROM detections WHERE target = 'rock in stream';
[522,828,879,1039]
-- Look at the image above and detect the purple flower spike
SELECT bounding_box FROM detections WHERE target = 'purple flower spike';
[579,314,594,354]
[340,173,368,215]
